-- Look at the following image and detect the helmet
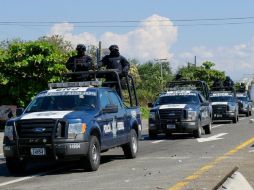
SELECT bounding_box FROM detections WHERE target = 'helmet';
[76,44,86,52]
[109,45,119,52]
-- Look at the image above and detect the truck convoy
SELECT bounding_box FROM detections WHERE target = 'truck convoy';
[148,80,212,139]
[3,70,142,174]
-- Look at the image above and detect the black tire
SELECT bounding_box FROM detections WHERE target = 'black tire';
[149,130,157,139]
[204,122,212,135]
[165,131,172,138]
[193,119,202,138]
[122,129,138,159]
[246,111,249,117]
[250,111,252,116]
[6,158,27,175]
[81,135,100,171]
[233,115,237,123]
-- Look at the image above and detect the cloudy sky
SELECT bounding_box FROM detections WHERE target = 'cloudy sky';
[1,0,254,80]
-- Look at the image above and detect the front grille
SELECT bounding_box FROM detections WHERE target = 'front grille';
[238,102,243,109]
[159,109,184,126]
[212,105,228,113]
[16,119,57,139]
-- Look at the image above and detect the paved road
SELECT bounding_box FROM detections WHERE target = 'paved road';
[0,116,254,190]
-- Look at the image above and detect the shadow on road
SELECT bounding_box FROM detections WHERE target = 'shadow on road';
[141,133,195,141]
[0,154,126,177]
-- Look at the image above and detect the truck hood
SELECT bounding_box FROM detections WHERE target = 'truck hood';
[20,110,95,121]
[159,104,187,109]
[211,102,228,105]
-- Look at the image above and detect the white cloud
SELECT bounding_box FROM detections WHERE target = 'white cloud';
[48,14,178,61]
[174,41,254,80]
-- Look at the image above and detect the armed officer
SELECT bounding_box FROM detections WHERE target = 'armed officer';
[66,44,93,72]
[98,45,130,78]
[223,76,234,90]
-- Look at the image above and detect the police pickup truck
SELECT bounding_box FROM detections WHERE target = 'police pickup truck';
[3,71,142,174]
[210,91,239,123]
[236,93,252,117]
[148,89,212,139]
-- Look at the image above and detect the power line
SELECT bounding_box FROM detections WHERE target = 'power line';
[1,16,254,24]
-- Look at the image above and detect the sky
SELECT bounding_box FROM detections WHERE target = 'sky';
[1,0,254,80]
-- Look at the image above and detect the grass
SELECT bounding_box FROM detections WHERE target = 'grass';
[141,106,150,119]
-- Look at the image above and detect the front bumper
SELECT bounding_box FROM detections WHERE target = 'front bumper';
[3,141,89,160]
[212,111,235,120]
[149,120,198,134]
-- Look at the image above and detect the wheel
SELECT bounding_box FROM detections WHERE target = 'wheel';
[6,158,27,175]
[149,130,157,139]
[204,122,212,135]
[165,131,172,138]
[122,129,138,159]
[233,115,237,123]
[193,119,202,138]
[81,135,100,171]
[246,111,249,117]
[250,111,252,116]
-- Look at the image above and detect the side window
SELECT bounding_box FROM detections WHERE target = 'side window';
[198,94,203,103]
[108,91,123,109]
[99,91,110,109]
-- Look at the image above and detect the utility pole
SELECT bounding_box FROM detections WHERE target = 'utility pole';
[154,58,168,79]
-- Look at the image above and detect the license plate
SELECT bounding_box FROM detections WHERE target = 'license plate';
[167,124,175,129]
[31,148,46,156]
[217,114,222,117]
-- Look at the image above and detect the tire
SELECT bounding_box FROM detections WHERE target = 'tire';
[233,114,237,123]
[122,129,138,159]
[149,130,157,139]
[6,158,27,175]
[193,119,202,138]
[246,111,249,117]
[204,122,212,135]
[250,111,252,116]
[81,135,100,171]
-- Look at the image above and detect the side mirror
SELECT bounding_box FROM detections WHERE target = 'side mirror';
[102,105,118,113]
[16,108,24,117]
[148,103,154,108]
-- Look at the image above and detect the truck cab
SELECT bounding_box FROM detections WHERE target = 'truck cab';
[148,80,212,139]
[3,71,142,174]
[210,91,239,123]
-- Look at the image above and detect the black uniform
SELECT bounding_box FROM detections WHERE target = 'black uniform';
[66,55,93,72]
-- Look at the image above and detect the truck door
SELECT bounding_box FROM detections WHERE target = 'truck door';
[108,91,128,146]
[98,91,116,149]
[198,94,210,125]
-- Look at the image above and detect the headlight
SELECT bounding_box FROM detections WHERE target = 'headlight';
[188,111,197,121]
[229,104,235,111]
[68,122,87,138]
[243,103,248,108]
[149,112,156,120]
[4,125,14,141]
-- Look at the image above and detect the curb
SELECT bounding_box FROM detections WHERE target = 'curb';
[217,171,253,190]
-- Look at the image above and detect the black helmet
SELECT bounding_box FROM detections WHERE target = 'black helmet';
[109,45,119,52]
[76,44,86,52]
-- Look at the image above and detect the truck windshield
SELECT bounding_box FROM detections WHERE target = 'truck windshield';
[25,95,97,113]
[210,96,235,102]
[155,95,199,105]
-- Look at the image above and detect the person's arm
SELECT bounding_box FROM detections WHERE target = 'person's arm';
[121,56,130,75]
[66,57,74,71]
[97,56,107,69]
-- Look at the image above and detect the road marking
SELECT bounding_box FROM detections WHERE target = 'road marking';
[0,153,3,156]
[0,164,75,188]
[211,124,223,129]
[152,140,165,144]
[197,133,228,143]
[239,118,245,121]
[169,136,254,190]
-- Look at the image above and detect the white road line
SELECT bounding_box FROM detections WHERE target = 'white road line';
[212,124,223,129]
[239,118,245,121]
[151,140,165,144]
[0,153,3,156]
[0,165,74,187]
[197,133,228,143]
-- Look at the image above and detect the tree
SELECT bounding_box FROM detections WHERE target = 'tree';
[0,40,68,106]
[176,61,225,87]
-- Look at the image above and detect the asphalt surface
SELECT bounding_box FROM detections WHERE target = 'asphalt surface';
[1,115,254,190]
